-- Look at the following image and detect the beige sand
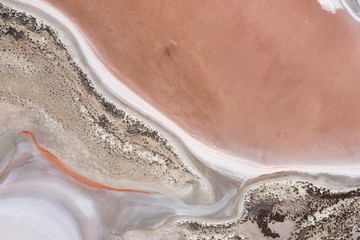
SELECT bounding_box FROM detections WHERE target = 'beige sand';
[0,3,221,204]
[42,0,360,164]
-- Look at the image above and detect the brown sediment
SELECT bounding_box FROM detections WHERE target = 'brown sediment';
[42,0,360,164]
[20,130,150,194]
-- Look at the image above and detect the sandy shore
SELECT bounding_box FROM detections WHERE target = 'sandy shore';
[0,0,223,204]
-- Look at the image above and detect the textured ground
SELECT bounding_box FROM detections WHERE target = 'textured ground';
[126,175,360,239]
[1,2,360,239]
[0,3,216,203]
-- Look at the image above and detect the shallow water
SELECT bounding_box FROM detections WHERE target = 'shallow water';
[0,131,238,239]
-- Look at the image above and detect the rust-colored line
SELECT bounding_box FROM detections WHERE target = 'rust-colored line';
[20,131,150,194]
[0,157,12,179]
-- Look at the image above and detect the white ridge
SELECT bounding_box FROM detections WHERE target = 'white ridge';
[317,0,344,13]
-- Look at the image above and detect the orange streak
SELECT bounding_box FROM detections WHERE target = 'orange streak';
[20,131,150,194]
[0,157,12,179]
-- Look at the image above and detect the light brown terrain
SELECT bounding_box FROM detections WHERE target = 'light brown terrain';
[44,0,360,164]
[0,4,218,204]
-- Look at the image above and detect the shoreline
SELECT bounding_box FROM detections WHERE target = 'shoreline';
[123,171,360,239]
[5,0,360,180]
[2,1,360,238]
[0,1,219,203]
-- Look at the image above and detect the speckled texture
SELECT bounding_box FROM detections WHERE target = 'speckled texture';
[2,3,360,240]
[125,175,360,239]
[0,3,212,202]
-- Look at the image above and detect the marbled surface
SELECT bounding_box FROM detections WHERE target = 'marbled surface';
[1,1,360,239]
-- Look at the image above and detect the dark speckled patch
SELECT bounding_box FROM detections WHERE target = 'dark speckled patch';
[129,177,360,239]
